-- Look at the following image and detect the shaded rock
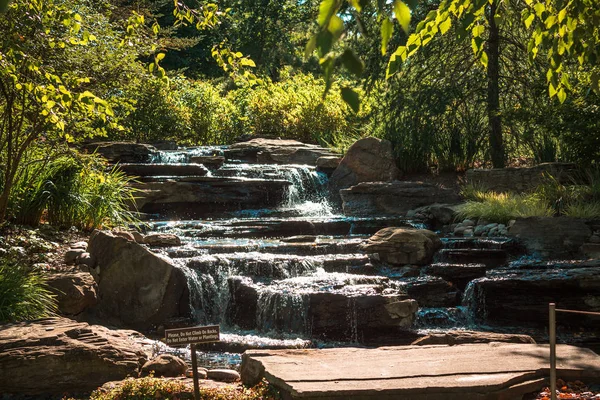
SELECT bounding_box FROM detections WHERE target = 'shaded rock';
[227,277,259,330]
[46,272,98,316]
[87,230,191,330]
[225,138,337,165]
[330,138,400,194]
[362,227,442,265]
[132,177,290,219]
[64,248,86,265]
[82,141,157,163]
[150,140,178,150]
[112,230,135,241]
[402,277,461,307]
[409,204,461,229]
[144,233,182,247]
[467,163,579,193]
[70,241,88,250]
[119,163,209,177]
[340,182,462,216]
[131,231,145,244]
[0,318,147,396]
[189,155,225,169]
[435,248,508,269]
[466,266,600,328]
[423,263,487,291]
[411,330,536,346]
[581,243,600,258]
[207,369,240,382]
[141,354,188,377]
[227,275,418,342]
[76,252,95,268]
[316,156,342,175]
[508,216,591,257]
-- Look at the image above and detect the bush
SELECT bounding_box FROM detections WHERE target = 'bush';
[85,377,280,400]
[0,261,57,323]
[564,202,600,219]
[457,192,552,224]
[8,152,138,230]
[237,70,354,146]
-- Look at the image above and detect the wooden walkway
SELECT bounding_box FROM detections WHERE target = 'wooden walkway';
[241,343,600,399]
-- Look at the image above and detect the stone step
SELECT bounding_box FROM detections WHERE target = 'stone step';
[435,248,508,268]
[119,163,209,177]
[240,344,600,399]
[131,178,290,218]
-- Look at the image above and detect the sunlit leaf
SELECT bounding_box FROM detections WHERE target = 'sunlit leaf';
[393,0,411,34]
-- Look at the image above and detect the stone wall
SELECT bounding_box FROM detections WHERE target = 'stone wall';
[466,162,578,192]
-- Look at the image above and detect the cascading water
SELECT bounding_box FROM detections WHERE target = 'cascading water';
[143,143,544,366]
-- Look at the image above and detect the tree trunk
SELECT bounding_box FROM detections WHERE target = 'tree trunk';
[487,1,504,168]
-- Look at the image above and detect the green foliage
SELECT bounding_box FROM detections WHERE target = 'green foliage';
[0,261,57,323]
[8,151,138,230]
[86,377,280,400]
[236,70,355,145]
[457,192,553,224]
[564,202,600,219]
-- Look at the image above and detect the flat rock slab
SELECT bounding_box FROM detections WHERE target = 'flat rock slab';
[241,344,600,400]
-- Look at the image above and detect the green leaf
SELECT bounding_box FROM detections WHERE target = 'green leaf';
[305,35,318,59]
[316,30,334,56]
[549,82,557,97]
[439,17,452,34]
[479,50,488,68]
[524,13,535,29]
[318,0,340,28]
[341,87,360,113]
[557,87,566,103]
[393,0,411,34]
[156,53,166,62]
[381,18,394,55]
[340,49,364,77]
[327,15,344,40]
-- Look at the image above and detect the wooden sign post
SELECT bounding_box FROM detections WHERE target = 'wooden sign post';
[164,325,220,400]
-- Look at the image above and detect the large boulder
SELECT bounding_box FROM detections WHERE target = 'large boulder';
[362,227,442,265]
[82,141,157,163]
[0,318,147,396]
[46,272,98,316]
[225,138,338,165]
[340,182,462,216]
[508,216,591,257]
[87,230,191,330]
[330,137,400,196]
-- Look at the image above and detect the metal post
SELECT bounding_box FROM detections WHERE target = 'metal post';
[190,344,200,400]
[549,303,557,400]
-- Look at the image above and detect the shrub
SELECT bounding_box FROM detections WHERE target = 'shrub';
[234,69,357,147]
[8,152,138,230]
[564,202,600,219]
[0,261,57,323]
[85,377,280,400]
[457,192,552,224]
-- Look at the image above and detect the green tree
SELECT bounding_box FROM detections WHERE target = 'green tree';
[308,0,600,168]
[0,0,118,222]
